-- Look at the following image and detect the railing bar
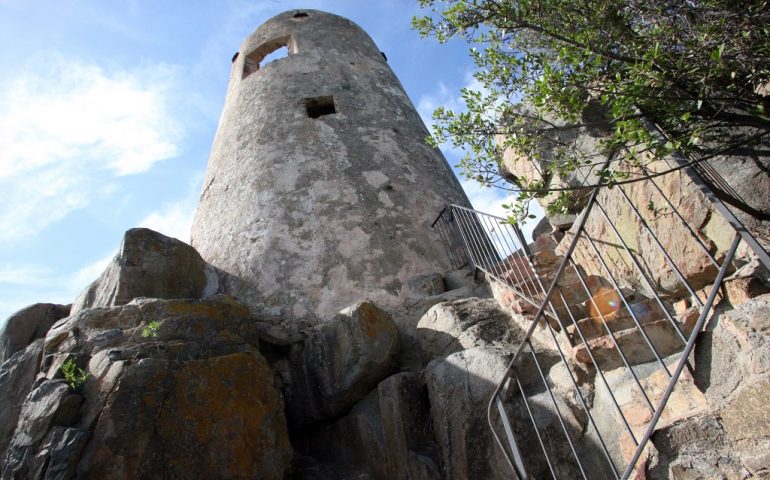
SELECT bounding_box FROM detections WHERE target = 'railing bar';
[513,371,558,478]
[450,203,513,223]
[594,197,690,342]
[501,219,549,305]
[514,233,573,340]
[480,214,518,285]
[554,286,640,446]
[498,223,541,301]
[539,302,621,478]
[456,214,543,316]
[582,230,672,378]
[520,253,571,341]
[527,344,589,479]
[507,186,601,369]
[477,213,515,283]
[469,215,550,315]
[455,208,490,271]
[434,214,462,270]
[495,396,527,479]
[643,117,770,269]
[616,185,704,310]
[487,375,526,480]
[513,226,554,305]
[646,177,720,268]
[446,215,471,269]
[452,207,485,270]
[620,233,742,480]
[488,187,602,477]
[502,225,532,298]
[430,206,449,228]
[440,216,465,269]
[459,208,501,276]
[447,209,475,269]
[569,258,656,411]
[514,242,545,300]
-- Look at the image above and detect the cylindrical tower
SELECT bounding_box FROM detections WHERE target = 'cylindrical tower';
[191,9,471,323]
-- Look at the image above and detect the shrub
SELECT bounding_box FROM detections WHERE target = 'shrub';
[60,359,91,391]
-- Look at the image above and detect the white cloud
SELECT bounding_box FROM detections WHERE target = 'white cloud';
[68,253,114,291]
[137,171,203,243]
[0,56,181,243]
[417,70,495,166]
[0,265,53,286]
[461,179,545,246]
[461,179,516,218]
[417,70,488,127]
[139,198,197,243]
[0,252,114,325]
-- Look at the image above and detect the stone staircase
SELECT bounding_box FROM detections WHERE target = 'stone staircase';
[432,185,770,479]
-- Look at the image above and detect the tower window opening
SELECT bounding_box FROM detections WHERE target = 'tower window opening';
[261,46,289,66]
[242,35,294,79]
[293,12,309,19]
[305,96,336,118]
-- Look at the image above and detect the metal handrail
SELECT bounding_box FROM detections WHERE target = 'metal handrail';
[433,158,770,478]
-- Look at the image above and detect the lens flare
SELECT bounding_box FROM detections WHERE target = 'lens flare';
[589,287,622,319]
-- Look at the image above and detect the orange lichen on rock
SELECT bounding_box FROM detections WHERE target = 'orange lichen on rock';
[154,352,291,479]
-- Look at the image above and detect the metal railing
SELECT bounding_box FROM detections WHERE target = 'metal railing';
[432,161,770,479]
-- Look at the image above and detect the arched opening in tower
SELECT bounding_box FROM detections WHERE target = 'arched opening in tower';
[242,35,294,79]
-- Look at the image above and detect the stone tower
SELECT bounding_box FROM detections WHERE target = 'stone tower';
[191,9,471,324]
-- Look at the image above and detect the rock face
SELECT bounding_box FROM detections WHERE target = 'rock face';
[496,100,608,217]
[0,340,45,462]
[287,301,400,427]
[190,9,472,325]
[79,352,290,480]
[2,379,82,479]
[71,228,218,316]
[378,372,443,480]
[556,157,735,297]
[1,294,293,480]
[0,303,70,363]
[693,152,770,249]
[302,390,389,479]
[497,99,768,295]
[299,372,442,480]
[417,298,528,362]
[644,293,770,479]
[424,346,514,480]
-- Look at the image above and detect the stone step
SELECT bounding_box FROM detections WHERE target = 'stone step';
[566,297,671,341]
[588,356,709,470]
[571,318,687,370]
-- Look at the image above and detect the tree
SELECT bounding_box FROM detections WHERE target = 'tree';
[413,0,770,221]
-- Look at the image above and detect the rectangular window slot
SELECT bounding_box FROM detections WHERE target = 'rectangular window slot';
[305,96,336,118]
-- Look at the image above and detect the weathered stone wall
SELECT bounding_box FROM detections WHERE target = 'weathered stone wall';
[556,157,736,298]
[498,103,770,298]
[191,10,471,325]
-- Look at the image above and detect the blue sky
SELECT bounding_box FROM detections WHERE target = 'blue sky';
[0,0,532,324]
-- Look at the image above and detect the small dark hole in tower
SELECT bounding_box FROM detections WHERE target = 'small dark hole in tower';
[305,96,336,118]
[231,52,239,63]
[293,12,309,19]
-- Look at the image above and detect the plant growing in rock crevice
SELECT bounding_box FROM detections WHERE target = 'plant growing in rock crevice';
[60,359,91,391]
[142,320,160,338]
